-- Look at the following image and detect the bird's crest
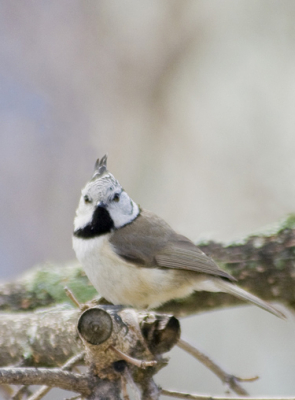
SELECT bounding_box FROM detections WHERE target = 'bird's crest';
[92,155,108,179]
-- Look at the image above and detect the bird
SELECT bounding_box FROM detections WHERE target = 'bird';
[72,155,284,319]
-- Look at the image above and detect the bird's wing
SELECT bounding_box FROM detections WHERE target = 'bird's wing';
[110,209,235,281]
[155,237,235,281]
[110,209,170,265]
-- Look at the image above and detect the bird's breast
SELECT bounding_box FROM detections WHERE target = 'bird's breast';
[72,234,198,308]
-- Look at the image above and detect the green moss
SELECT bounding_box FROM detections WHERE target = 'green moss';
[215,262,237,277]
[250,214,295,238]
[22,261,97,305]
[278,214,295,231]
[274,258,286,270]
[224,237,248,247]
[195,239,213,247]
[225,214,295,246]
[248,261,259,269]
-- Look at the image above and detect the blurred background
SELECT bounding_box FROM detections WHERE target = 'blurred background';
[1,0,295,398]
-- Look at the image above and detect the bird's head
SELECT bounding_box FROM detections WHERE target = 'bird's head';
[73,155,139,238]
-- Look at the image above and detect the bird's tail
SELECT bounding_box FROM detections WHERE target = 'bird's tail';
[214,279,286,319]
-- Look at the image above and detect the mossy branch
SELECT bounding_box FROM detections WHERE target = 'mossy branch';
[1,215,294,317]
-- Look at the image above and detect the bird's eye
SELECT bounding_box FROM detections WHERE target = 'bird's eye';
[113,193,120,202]
[84,195,92,204]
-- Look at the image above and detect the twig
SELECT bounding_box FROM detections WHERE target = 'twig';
[161,390,214,399]
[12,385,32,400]
[236,376,259,383]
[121,375,130,400]
[64,286,82,309]
[61,351,85,370]
[1,384,15,400]
[109,345,157,368]
[64,395,83,400]
[177,338,250,396]
[26,352,85,400]
[161,390,295,400]
[0,368,92,397]
[123,367,141,400]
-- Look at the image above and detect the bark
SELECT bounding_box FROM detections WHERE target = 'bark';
[0,306,179,369]
[0,368,92,396]
[0,306,180,399]
[0,308,81,367]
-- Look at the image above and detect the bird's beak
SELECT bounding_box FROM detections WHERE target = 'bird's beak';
[97,201,107,208]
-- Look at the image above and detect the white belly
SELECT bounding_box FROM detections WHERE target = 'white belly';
[72,234,207,308]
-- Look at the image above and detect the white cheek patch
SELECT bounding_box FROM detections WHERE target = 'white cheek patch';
[74,212,92,231]
[111,201,139,229]
[74,199,95,230]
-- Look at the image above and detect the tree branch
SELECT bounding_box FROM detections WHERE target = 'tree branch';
[0,368,92,397]
[1,215,294,317]
[0,306,181,399]
[23,351,85,400]
[177,338,254,396]
[161,389,295,400]
[0,308,81,367]
[158,215,295,316]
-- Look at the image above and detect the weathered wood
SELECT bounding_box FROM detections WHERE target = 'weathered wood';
[0,306,179,399]
[0,308,81,367]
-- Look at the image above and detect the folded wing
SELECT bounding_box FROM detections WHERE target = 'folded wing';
[110,209,235,281]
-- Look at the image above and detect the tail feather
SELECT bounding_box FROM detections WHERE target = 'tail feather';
[215,279,286,319]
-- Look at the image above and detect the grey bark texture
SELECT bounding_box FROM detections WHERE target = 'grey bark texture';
[0,306,180,399]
